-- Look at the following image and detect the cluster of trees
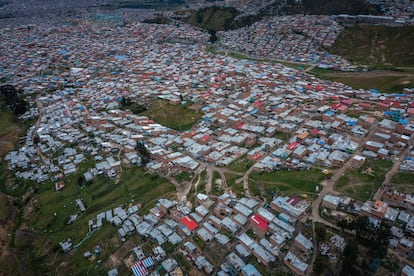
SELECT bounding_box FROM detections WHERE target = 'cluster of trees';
[120,96,147,114]
[338,216,391,275]
[0,84,28,115]
[136,141,151,166]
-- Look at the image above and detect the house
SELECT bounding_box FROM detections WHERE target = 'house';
[180,216,198,232]
[250,214,268,238]
[350,155,365,170]
[322,194,342,210]
[402,264,414,276]
[241,264,262,276]
[284,251,308,275]
[294,233,313,253]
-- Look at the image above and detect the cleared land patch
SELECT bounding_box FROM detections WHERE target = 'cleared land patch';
[249,169,325,199]
[390,172,414,194]
[311,69,414,94]
[336,159,393,201]
[140,100,202,131]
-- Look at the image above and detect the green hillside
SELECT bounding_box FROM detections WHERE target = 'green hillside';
[281,0,381,15]
[330,25,414,67]
[183,6,240,31]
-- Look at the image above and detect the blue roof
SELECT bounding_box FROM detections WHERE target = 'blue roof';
[114,55,128,61]
[241,264,261,276]
[399,119,408,125]
[131,262,148,276]
[370,89,380,93]
[142,257,154,268]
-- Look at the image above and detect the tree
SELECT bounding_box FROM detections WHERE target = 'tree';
[314,256,330,274]
[136,142,151,166]
[315,222,327,241]
[0,84,28,115]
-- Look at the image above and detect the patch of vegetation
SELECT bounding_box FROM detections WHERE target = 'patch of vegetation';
[172,172,193,183]
[281,0,381,15]
[0,194,9,221]
[175,253,192,273]
[119,96,147,114]
[211,171,223,195]
[182,6,240,32]
[273,131,292,142]
[336,159,393,201]
[250,168,325,196]
[29,167,174,245]
[143,16,172,25]
[381,255,399,273]
[314,255,331,274]
[196,170,207,194]
[192,236,206,250]
[225,173,244,197]
[311,69,414,94]
[140,100,202,131]
[330,25,414,67]
[315,222,327,242]
[391,172,414,193]
[0,110,20,136]
[0,84,28,115]
[118,0,184,9]
[227,157,254,173]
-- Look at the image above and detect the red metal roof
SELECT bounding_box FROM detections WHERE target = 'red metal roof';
[250,214,268,231]
[287,142,299,150]
[181,216,198,231]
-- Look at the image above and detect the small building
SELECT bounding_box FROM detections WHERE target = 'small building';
[180,216,198,232]
[241,263,262,276]
[294,233,313,253]
[350,155,365,170]
[402,264,414,276]
[250,214,268,238]
[284,251,308,275]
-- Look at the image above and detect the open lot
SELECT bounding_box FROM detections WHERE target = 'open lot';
[311,68,414,94]
[390,172,414,194]
[336,159,393,201]
[140,100,202,131]
[249,169,325,199]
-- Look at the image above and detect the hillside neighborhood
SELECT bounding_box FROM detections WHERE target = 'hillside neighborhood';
[1,1,414,275]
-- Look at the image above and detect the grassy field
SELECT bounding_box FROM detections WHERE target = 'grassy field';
[330,25,414,67]
[227,157,255,173]
[29,166,175,245]
[390,172,414,194]
[0,110,19,136]
[140,100,202,131]
[311,68,414,94]
[0,110,23,157]
[225,173,244,197]
[336,159,393,201]
[249,169,325,198]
